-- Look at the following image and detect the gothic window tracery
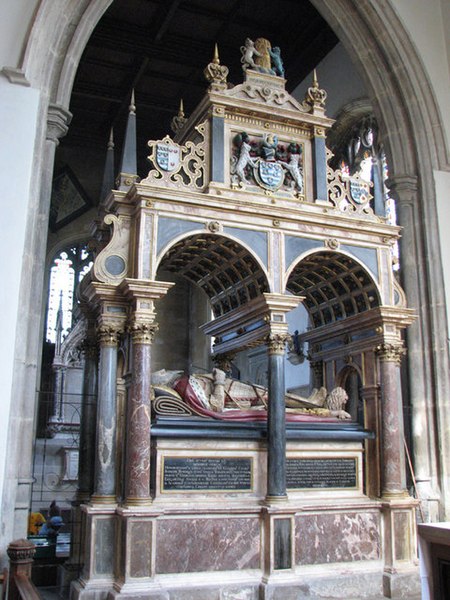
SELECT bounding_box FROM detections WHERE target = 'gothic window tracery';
[46,243,93,343]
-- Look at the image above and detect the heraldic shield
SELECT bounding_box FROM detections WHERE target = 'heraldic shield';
[156,142,181,172]
[255,159,284,190]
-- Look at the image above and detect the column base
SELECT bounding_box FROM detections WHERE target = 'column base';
[90,495,117,505]
[383,569,421,598]
[122,496,153,508]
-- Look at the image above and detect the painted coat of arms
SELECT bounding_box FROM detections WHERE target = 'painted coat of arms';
[231,132,304,195]
[156,142,181,172]
[256,160,284,190]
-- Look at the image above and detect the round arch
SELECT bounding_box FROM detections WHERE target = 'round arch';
[156,232,270,318]
[285,249,381,329]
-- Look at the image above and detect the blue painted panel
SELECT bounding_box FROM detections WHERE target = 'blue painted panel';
[157,217,203,254]
[341,244,379,280]
[224,227,268,268]
[285,236,322,268]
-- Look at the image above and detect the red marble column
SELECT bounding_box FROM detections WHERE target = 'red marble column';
[124,320,158,505]
[377,343,407,496]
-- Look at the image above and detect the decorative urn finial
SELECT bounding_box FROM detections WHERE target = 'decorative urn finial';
[171,98,188,134]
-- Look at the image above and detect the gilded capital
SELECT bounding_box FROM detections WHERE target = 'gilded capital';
[267,333,291,355]
[128,320,159,344]
[376,342,406,364]
[97,324,122,347]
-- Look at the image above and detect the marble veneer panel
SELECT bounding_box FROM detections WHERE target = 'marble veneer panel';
[295,512,380,565]
[94,516,115,575]
[155,516,260,573]
[129,520,153,578]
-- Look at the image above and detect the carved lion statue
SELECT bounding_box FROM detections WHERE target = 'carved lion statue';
[325,387,351,420]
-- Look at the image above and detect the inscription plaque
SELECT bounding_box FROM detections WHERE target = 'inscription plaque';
[286,458,357,489]
[162,457,252,492]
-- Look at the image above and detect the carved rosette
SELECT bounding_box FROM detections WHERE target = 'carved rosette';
[128,320,159,344]
[376,342,406,365]
[97,324,122,347]
[266,333,291,355]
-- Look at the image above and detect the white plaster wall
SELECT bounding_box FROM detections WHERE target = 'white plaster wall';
[435,170,450,351]
[0,0,39,68]
[292,43,367,118]
[391,0,450,152]
[0,75,40,534]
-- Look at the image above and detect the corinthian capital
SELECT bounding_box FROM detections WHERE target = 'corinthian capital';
[266,333,291,355]
[97,324,123,347]
[376,342,406,364]
[128,320,159,344]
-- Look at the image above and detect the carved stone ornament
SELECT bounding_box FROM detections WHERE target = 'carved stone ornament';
[325,238,340,250]
[142,125,208,191]
[204,44,229,91]
[303,70,327,109]
[7,538,36,562]
[230,132,304,196]
[93,213,130,284]
[97,324,123,346]
[266,333,291,354]
[128,320,159,344]
[326,148,377,219]
[207,220,222,233]
[170,99,188,134]
[376,342,406,364]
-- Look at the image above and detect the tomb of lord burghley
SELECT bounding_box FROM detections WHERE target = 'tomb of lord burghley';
[68,37,420,599]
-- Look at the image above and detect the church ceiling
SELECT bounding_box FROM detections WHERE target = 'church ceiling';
[58,0,338,204]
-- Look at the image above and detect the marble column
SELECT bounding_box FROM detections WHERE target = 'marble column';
[91,323,122,503]
[124,319,158,505]
[376,343,407,496]
[266,333,290,501]
[78,332,99,501]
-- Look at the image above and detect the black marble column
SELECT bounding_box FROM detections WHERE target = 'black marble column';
[78,334,98,500]
[266,334,289,501]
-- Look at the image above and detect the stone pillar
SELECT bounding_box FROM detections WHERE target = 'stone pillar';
[388,175,441,514]
[124,319,158,506]
[91,322,122,503]
[360,384,381,498]
[266,333,290,501]
[376,342,408,496]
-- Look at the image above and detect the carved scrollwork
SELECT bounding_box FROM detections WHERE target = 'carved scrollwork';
[142,123,208,191]
[326,148,376,218]
[93,213,130,285]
